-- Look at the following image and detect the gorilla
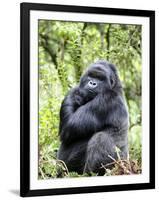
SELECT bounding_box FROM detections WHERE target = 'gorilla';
[57,60,129,175]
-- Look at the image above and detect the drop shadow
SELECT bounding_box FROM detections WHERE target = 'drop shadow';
[9,189,19,196]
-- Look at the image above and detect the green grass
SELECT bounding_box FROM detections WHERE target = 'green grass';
[38,127,142,179]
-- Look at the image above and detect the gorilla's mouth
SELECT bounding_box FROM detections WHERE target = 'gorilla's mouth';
[87,88,96,93]
[87,89,98,98]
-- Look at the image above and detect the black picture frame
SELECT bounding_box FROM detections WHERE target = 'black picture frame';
[20,2,155,197]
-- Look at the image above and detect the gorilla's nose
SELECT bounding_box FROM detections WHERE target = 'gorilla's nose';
[88,80,97,88]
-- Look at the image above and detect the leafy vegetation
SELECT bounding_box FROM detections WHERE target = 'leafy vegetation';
[38,20,142,179]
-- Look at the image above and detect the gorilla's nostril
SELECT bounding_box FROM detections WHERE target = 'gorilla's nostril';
[88,80,97,88]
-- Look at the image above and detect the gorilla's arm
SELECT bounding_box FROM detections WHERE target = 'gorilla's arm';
[59,90,104,144]
[59,88,128,145]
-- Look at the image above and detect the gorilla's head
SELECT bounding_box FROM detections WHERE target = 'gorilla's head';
[79,60,122,96]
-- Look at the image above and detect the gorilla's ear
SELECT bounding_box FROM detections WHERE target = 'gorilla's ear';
[110,75,116,88]
[109,63,117,88]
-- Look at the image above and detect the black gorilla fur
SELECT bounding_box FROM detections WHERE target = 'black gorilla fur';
[57,60,129,175]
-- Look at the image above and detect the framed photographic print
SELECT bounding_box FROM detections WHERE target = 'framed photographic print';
[20,2,155,197]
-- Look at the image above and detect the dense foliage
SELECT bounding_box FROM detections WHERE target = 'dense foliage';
[38,20,142,179]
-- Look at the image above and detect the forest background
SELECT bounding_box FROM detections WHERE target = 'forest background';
[38,20,142,179]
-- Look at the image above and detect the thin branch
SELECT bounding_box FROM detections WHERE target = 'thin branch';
[108,155,132,175]
[106,24,111,60]
[40,33,70,92]
[57,159,69,176]
[73,22,88,83]
[39,167,46,179]
[40,33,57,67]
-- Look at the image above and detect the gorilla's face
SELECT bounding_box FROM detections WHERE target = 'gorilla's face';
[79,61,119,96]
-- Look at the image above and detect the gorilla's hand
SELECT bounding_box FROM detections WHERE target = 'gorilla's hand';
[73,88,96,107]
[74,91,84,106]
